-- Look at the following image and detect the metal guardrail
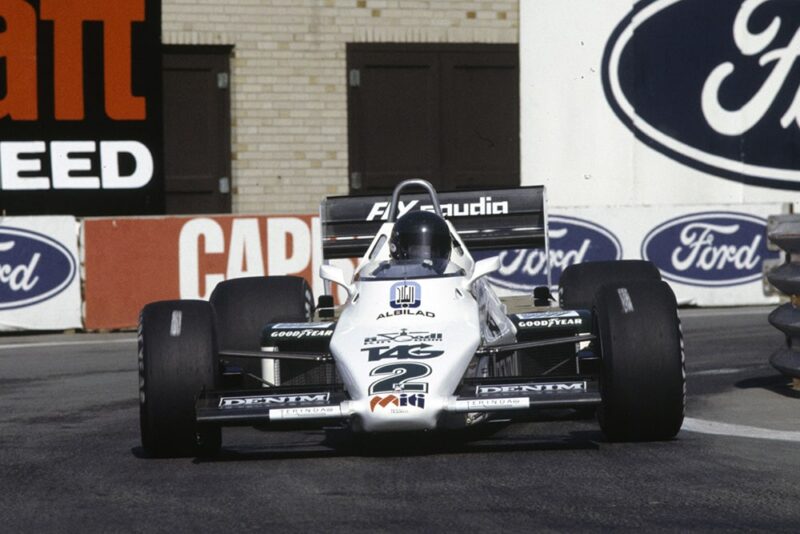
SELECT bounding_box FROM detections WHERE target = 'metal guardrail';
[766,215,800,379]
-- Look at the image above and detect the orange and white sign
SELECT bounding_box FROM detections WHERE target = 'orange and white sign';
[82,214,355,330]
[0,0,162,215]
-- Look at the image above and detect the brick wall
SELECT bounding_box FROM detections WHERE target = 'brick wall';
[162,0,519,214]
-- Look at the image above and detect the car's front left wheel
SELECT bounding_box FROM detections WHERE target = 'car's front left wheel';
[139,300,221,458]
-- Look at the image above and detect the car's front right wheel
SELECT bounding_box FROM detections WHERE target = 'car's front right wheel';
[593,280,685,441]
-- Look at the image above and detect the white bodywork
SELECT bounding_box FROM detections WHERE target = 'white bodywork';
[323,216,519,432]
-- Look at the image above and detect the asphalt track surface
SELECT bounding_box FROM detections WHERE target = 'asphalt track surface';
[1,307,799,532]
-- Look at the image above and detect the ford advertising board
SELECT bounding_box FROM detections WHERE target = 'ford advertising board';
[520,0,792,305]
[0,217,81,330]
[476,205,782,306]
[477,215,622,291]
[642,212,780,287]
[602,0,800,190]
[521,1,798,211]
[0,226,76,310]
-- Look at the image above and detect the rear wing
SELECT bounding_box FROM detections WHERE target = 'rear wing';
[320,186,547,260]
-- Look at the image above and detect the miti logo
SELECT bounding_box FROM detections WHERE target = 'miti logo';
[641,212,780,287]
[603,0,800,189]
[390,281,420,309]
[369,393,426,412]
[0,0,146,121]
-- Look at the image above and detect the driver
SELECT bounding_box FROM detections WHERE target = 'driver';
[389,210,452,272]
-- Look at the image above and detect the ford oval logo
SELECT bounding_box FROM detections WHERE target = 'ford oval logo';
[603,0,800,190]
[642,212,779,287]
[476,215,623,291]
[0,227,77,310]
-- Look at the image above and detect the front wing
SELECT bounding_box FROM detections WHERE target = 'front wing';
[195,377,601,427]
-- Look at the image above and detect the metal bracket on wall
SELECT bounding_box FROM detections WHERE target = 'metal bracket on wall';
[350,172,362,190]
[219,177,231,194]
[349,69,360,87]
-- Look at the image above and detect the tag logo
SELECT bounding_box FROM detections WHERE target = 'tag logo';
[390,281,421,309]
[642,212,779,286]
[361,343,444,362]
[603,0,800,189]
[0,227,76,310]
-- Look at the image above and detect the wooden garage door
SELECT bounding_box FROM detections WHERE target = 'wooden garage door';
[163,45,233,214]
[347,44,519,194]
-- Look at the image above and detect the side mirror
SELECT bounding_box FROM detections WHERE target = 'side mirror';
[320,264,355,298]
[464,256,500,290]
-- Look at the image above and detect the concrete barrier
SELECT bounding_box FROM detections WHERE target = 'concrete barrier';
[766,215,800,379]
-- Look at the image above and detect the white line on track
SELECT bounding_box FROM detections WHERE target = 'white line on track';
[678,306,773,318]
[0,338,136,351]
[687,366,766,376]
[682,417,800,443]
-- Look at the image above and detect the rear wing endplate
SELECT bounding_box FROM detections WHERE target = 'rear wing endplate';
[320,186,547,260]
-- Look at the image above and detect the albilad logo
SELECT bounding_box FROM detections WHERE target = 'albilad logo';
[641,212,780,287]
[0,227,76,310]
[603,0,800,190]
[475,215,622,290]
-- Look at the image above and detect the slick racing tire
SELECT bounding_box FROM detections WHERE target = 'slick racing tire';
[559,260,661,310]
[139,300,221,458]
[593,280,685,442]
[210,276,323,386]
[210,276,313,351]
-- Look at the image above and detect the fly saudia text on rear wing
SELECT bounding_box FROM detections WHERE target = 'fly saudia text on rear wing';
[320,186,548,260]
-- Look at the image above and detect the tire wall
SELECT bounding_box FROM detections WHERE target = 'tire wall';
[766,216,800,379]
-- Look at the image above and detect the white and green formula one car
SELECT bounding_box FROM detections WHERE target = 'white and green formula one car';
[138,179,685,457]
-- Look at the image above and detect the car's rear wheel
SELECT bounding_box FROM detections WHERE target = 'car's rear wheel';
[139,300,221,458]
[210,276,329,386]
[559,260,661,309]
[593,280,685,441]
